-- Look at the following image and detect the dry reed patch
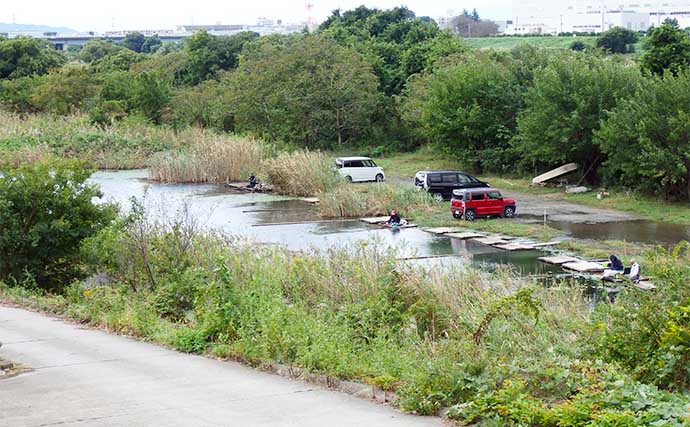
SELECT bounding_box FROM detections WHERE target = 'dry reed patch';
[265,151,341,197]
[148,136,267,183]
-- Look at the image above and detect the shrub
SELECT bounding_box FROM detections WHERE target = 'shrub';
[318,183,435,218]
[265,150,341,196]
[0,160,116,291]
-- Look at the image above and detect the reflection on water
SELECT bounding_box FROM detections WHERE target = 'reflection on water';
[89,170,561,275]
[535,217,690,247]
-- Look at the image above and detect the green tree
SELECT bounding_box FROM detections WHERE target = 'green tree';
[597,72,690,199]
[320,6,463,95]
[78,39,122,63]
[596,26,638,53]
[400,55,522,172]
[122,32,147,52]
[32,65,99,114]
[141,35,162,53]
[0,36,65,79]
[225,35,379,146]
[515,53,644,180]
[91,49,145,72]
[642,19,690,75]
[0,160,116,291]
[184,30,259,84]
[131,71,172,124]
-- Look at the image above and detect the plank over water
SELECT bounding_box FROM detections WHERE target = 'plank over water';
[424,227,467,235]
[634,281,657,291]
[445,232,485,240]
[494,243,534,251]
[473,237,511,245]
[562,261,605,273]
[360,216,392,224]
[538,255,580,265]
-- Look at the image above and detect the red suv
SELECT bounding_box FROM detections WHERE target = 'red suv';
[450,188,516,221]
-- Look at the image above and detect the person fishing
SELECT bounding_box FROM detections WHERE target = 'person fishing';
[628,259,640,283]
[387,209,403,227]
[602,254,624,279]
[247,173,257,189]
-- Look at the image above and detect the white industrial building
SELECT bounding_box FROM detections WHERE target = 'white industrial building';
[510,0,690,34]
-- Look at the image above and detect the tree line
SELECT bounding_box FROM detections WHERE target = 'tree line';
[2,9,690,198]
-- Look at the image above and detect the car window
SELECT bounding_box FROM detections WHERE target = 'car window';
[429,174,442,183]
[369,160,378,167]
[343,161,351,168]
[458,174,471,184]
[350,160,364,167]
[471,192,485,201]
[467,174,480,183]
[487,191,502,200]
[442,173,458,183]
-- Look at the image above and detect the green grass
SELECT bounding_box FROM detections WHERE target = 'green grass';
[464,36,599,50]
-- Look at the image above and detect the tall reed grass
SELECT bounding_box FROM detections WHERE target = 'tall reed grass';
[148,136,267,183]
[318,183,436,218]
[265,151,342,197]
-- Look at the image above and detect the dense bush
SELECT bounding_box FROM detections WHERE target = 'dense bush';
[0,160,116,290]
[597,71,690,199]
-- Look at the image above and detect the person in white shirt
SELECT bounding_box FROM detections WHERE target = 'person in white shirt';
[628,259,640,283]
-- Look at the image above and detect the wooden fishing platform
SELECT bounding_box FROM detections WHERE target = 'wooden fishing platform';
[423,227,468,235]
[562,260,605,273]
[494,242,535,251]
[538,255,581,265]
[226,182,274,193]
[445,231,486,240]
[360,216,393,224]
[473,236,513,245]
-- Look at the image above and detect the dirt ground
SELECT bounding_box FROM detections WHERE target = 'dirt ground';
[503,190,640,224]
[388,175,639,224]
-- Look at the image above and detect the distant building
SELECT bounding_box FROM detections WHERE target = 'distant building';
[510,0,690,34]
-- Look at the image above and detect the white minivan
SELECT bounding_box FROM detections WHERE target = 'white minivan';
[335,157,385,182]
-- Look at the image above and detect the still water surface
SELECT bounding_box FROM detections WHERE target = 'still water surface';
[90,170,560,275]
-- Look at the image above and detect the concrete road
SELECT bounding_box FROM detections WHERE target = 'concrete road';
[0,305,443,427]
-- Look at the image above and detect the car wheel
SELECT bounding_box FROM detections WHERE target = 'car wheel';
[375,174,384,182]
[345,176,353,183]
[432,193,444,202]
[503,206,515,218]
[464,209,476,221]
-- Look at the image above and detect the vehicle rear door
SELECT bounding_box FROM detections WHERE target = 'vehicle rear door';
[427,173,443,195]
[485,190,504,215]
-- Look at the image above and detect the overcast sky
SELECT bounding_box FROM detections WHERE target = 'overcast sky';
[2,0,513,32]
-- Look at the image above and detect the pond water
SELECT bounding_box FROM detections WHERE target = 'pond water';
[90,170,560,275]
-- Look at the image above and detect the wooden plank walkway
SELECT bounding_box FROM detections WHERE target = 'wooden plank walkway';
[360,216,392,224]
[562,261,605,273]
[423,227,467,235]
[445,232,485,240]
[538,255,580,265]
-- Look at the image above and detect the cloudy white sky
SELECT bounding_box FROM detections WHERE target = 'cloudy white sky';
[1,0,513,32]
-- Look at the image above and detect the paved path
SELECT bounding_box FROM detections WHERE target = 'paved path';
[0,305,443,427]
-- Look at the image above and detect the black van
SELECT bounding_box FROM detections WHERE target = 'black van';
[414,170,489,201]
